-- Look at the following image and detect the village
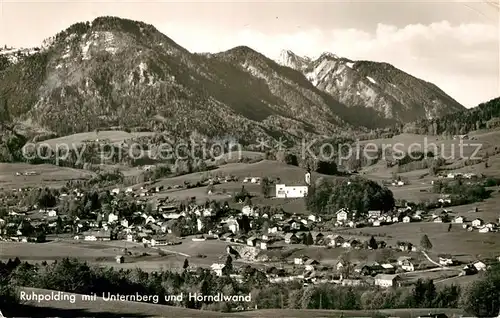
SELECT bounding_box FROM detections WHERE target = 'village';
[2,164,500,295]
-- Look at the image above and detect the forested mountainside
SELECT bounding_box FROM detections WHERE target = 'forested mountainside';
[0,16,465,144]
[403,97,500,136]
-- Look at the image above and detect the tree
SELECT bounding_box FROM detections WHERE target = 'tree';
[223,255,233,275]
[315,160,338,175]
[420,234,433,251]
[261,177,272,198]
[183,258,189,270]
[243,196,252,206]
[368,236,378,250]
[306,177,395,216]
[303,232,314,246]
[461,264,500,316]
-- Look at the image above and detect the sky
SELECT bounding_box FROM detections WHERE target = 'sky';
[0,0,498,108]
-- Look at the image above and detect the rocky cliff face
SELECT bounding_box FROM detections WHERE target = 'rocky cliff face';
[278,50,465,123]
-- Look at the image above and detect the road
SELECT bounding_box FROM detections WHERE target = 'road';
[421,250,444,268]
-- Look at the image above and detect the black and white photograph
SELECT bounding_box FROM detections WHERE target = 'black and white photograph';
[0,0,499,317]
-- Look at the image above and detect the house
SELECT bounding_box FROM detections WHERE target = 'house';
[260,241,268,250]
[161,220,177,233]
[372,220,381,227]
[308,214,320,222]
[401,260,415,272]
[284,233,299,244]
[328,234,345,247]
[247,236,259,247]
[486,222,497,229]
[226,218,239,234]
[478,226,489,233]
[83,230,111,241]
[47,210,57,217]
[251,177,261,184]
[211,263,225,276]
[294,256,307,265]
[304,259,320,271]
[438,255,454,266]
[473,261,487,271]
[397,256,411,266]
[433,216,443,223]
[275,184,308,198]
[242,205,254,216]
[472,218,484,228]
[311,232,324,245]
[374,274,401,288]
[336,208,349,221]
[453,216,464,224]
[342,239,360,249]
[368,210,381,219]
[115,255,124,264]
[336,260,346,271]
[151,235,171,246]
[221,232,235,242]
[398,242,414,252]
[402,216,411,223]
[108,213,119,223]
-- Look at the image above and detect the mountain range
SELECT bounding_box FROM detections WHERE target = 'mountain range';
[0,16,465,142]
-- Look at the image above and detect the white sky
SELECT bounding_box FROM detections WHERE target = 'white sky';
[0,0,498,107]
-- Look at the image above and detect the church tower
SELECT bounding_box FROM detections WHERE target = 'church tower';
[305,167,311,185]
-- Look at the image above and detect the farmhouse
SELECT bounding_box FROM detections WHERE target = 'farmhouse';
[246,236,259,247]
[83,230,111,241]
[368,210,381,219]
[438,255,454,266]
[311,232,324,244]
[402,216,411,223]
[294,256,307,265]
[473,261,487,271]
[472,218,484,228]
[374,274,401,288]
[327,235,345,247]
[336,208,349,221]
[275,184,308,198]
[260,241,268,250]
[453,216,464,224]
[211,263,225,277]
[151,235,173,246]
[304,259,320,271]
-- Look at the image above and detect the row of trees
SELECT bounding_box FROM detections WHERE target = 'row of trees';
[4,257,497,314]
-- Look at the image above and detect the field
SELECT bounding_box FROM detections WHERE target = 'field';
[39,130,155,148]
[0,163,96,189]
[338,220,500,263]
[7,287,467,318]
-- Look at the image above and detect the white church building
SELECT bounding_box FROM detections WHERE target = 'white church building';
[275,184,308,198]
[275,172,310,199]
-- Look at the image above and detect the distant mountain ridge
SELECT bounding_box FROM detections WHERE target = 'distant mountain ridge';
[0,16,465,143]
[277,50,465,123]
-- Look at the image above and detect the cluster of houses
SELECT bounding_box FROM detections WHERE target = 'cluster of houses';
[334,206,422,228]
[455,216,499,233]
